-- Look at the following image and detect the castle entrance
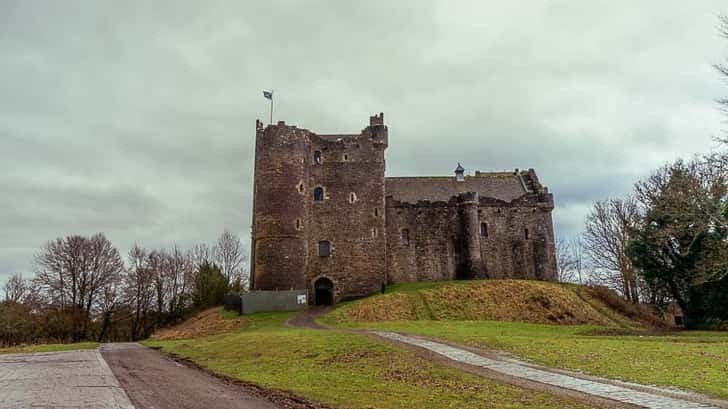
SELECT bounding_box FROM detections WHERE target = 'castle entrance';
[314,277,334,306]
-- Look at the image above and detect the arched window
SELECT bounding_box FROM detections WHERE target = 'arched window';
[349,192,357,203]
[313,187,324,201]
[524,228,529,240]
[313,151,322,164]
[480,222,489,238]
[318,240,331,257]
[401,229,410,246]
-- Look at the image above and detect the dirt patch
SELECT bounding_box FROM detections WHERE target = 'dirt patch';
[151,308,247,341]
[333,280,617,326]
[284,307,331,329]
[336,293,422,322]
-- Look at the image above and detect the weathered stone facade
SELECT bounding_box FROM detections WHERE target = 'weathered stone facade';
[250,114,556,304]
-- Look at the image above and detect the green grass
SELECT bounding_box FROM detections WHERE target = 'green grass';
[146,311,591,409]
[326,318,728,399]
[0,342,99,354]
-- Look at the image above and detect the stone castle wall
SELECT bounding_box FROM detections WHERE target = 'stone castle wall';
[385,193,557,284]
[251,114,557,303]
[304,116,388,301]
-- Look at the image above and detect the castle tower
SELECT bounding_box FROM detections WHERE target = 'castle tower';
[458,191,485,279]
[251,120,308,290]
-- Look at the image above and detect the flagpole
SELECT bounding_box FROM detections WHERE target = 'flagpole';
[270,96,273,125]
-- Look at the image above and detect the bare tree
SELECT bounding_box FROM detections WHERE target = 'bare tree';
[189,243,213,270]
[3,274,28,303]
[33,234,123,340]
[124,244,155,341]
[96,272,121,342]
[555,237,576,283]
[716,15,728,117]
[583,197,641,303]
[165,245,192,317]
[213,230,247,287]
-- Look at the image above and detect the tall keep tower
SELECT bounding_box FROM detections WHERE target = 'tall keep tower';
[250,120,309,290]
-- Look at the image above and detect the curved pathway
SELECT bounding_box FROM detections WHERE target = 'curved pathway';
[288,308,728,409]
[101,343,280,409]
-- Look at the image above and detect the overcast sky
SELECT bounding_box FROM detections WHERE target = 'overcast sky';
[2,1,727,285]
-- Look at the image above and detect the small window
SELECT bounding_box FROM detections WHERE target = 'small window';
[318,241,331,257]
[343,154,349,161]
[314,187,324,201]
[314,151,321,164]
[524,228,529,240]
[372,228,378,237]
[296,219,302,230]
[349,192,357,203]
[298,182,304,193]
[401,229,410,246]
[374,208,379,217]
[480,222,488,238]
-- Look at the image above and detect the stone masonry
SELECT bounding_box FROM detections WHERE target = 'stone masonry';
[250,113,556,304]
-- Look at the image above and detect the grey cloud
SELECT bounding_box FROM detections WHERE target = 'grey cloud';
[1,0,726,285]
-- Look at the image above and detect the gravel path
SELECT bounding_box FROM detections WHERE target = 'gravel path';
[375,331,726,409]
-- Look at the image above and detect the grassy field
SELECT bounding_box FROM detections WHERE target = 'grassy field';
[0,342,98,354]
[322,280,728,399]
[146,311,593,409]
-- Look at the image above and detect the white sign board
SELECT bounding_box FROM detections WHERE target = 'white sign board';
[297,294,307,305]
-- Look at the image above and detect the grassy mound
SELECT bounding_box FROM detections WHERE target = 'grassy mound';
[325,280,646,327]
[151,308,247,340]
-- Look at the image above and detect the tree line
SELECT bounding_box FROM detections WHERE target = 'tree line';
[1,230,247,346]
[556,16,728,328]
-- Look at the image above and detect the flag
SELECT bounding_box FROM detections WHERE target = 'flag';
[263,90,273,100]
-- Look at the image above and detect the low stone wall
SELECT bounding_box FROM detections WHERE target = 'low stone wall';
[241,290,309,314]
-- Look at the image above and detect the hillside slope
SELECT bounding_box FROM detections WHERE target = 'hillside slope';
[325,280,654,327]
[151,308,248,340]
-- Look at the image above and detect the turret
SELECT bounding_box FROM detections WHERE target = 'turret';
[251,121,308,290]
[458,191,485,279]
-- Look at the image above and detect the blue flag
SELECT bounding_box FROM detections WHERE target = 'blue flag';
[263,90,273,100]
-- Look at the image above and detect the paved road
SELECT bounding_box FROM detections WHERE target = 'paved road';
[376,331,728,409]
[101,343,280,409]
[0,349,134,409]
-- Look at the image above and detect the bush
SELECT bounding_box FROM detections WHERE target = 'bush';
[588,286,665,328]
[193,262,228,310]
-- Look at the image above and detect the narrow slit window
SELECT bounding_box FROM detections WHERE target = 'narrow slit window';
[480,222,489,238]
[314,151,321,164]
[401,229,410,246]
[313,187,324,202]
[524,228,529,240]
[374,208,379,217]
[343,154,349,161]
[318,241,331,257]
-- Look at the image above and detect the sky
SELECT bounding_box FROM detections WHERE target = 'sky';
[1,1,727,286]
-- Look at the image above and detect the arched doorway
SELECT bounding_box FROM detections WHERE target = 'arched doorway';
[314,277,334,306]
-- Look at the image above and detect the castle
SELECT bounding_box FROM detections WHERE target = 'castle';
[250,113,557,305]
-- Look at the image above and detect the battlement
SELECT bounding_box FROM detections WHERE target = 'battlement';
[370,112,384,126]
